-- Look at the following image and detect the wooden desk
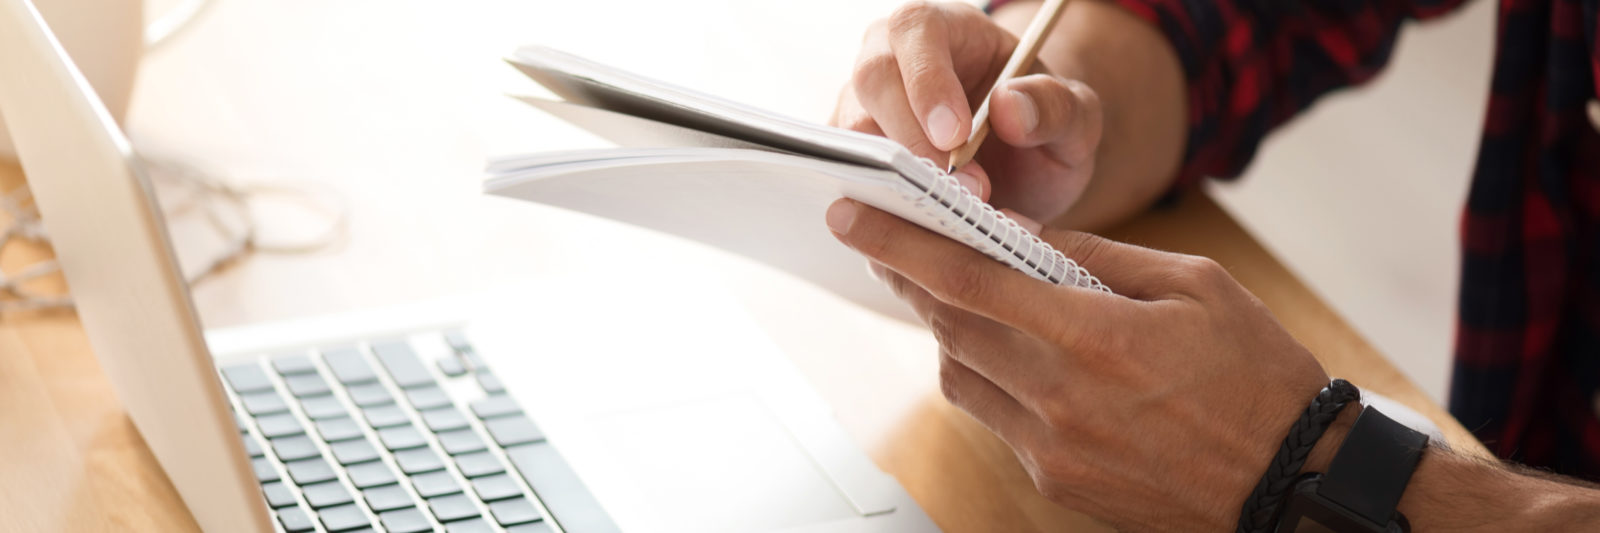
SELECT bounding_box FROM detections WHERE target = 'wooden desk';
[0,158,1487,532]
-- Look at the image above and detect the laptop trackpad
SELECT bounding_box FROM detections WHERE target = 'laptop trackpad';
[570,393,859,533]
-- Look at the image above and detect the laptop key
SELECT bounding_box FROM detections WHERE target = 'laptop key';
[300,394,348,420]
[222,363,274,393]
[243,435,264,457]
[453,451,505,478]
[371,340,434,389]
[277,505,316,532]
[322,347,378,384]
[284,373,332,397]
[346,461,399,489]
[262,481,297,508]
[506,442,619,532]
[252,457,280,483]
[437,429,487,456]
[437,356,467,378]
[318,503,371,532]
[316,417,365,442]
[363,404,411,428]
[330,438,381,465]
[256,413,305,439]
[301,480,355,509]
[429,493,480,522]
[394,447,446,474]
[239,391,290,416]
[363,483,415,512]
[470,474,522,502]
[378,507,433,533]
[443,330,472,353]
[445,518,495,533]
[487,497,541,526]
[410,470,461,498]
[378,425,428,451]
[345,382,394,407]
[507,523,555,533]
[485,416,544,446]
[421,406,471,432]
[476,372,505,394]
[469,396,521,420]
[406,386,453,410]
[270,435,322,462]
[285,457,338,485]
[272,354,318,376]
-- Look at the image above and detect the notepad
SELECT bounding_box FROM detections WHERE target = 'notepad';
[486,45,1109,319]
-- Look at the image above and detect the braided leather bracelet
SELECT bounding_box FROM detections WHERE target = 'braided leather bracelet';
[1236,379,1362,533]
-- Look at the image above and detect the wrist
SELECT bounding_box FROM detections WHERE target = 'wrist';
[1397,449,1600,530]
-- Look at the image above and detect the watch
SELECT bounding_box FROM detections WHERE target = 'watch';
[1274,407,1428,533]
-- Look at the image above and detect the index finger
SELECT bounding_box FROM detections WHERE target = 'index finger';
[887,2,971,151]
[827,198,1124,337]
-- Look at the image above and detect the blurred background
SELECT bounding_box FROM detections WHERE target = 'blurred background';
[121,0,1491,403]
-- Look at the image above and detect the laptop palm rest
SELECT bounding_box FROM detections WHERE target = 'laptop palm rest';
[565,393,858,532]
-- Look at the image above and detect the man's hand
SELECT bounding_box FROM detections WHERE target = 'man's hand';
[825,197,1331,530]
[830,1,1103,222]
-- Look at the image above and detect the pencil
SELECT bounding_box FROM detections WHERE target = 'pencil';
[946,0,1070,174]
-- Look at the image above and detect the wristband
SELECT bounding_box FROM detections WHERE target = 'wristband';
[1274,407,1428,532]
[1236,379,1361,533]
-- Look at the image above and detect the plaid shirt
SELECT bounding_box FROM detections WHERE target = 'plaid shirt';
[988,0,1600,477]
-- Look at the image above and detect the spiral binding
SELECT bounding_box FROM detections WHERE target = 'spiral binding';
[904,159,1110,293]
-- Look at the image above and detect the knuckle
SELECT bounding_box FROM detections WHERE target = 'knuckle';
[937,357,962,404]
[1033,476,1072,505]
[1036,396,1075,433]
[1063,78,1100,110]
[934,259,991,307]
[888,1,938,33]
[850,52,898,91]
[927,311,961,349]
[1028,452,1082,500]
[901,55,945,85]
[1055,231,1107,267]
[1176,255,1229,288]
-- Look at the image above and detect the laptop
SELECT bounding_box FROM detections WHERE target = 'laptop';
[0,1,936,532]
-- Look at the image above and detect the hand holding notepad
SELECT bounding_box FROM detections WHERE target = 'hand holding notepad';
[486,46,1109,320]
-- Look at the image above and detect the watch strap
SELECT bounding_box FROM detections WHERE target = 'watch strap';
[1318,407,1428,526]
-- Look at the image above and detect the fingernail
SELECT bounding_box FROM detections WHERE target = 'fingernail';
[826,200,858,234]
[926,104,960,148]
[1010,88,1038,134]
[953,171,981,196]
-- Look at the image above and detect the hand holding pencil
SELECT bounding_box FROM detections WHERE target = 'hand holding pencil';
[828,0,1103,224]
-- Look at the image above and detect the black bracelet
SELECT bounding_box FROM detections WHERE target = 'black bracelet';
[1236,379,1362,533]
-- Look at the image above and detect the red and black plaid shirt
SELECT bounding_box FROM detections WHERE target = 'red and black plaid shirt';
[990,0,1600,477]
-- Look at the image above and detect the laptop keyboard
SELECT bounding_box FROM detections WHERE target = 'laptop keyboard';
[221,330,616,533]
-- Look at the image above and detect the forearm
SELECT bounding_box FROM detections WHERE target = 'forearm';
[991,0,1186,231]
[1306,408,1600,530]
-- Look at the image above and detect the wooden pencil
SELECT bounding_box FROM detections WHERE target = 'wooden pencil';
[946,0,1070,173]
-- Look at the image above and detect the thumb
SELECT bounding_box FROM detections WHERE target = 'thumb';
[987,74,1102,161]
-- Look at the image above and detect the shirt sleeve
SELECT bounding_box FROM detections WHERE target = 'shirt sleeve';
[990,0,1467,188]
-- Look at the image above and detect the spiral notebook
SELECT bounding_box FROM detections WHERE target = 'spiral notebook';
[486,45,1108,319]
